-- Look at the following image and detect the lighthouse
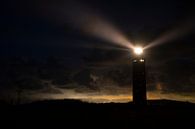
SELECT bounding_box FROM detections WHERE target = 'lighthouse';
[132,47,147,106]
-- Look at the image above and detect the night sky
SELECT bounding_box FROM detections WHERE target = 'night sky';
[1,0,195,103]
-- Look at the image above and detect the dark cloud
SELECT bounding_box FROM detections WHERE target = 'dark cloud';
[161,58,195,92]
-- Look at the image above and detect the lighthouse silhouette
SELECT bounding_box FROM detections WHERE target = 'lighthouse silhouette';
[132,47,147,106]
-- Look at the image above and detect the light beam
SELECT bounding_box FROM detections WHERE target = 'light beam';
[64,2,135,49]
[144,22,195,50]
[39,1,135,50]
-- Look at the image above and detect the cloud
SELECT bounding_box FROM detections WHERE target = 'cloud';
[30,86,195,103]
[37,86,63,94]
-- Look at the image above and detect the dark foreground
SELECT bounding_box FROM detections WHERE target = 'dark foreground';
[0,99,195,128]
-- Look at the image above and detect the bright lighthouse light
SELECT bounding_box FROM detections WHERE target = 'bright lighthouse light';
[134,47,143,55]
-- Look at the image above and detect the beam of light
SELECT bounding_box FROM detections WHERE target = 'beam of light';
[40,1,134,50]
[144,22,195,50]
[64,2,135,50]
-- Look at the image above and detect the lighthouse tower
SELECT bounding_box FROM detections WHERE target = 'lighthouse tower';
[132,47,147,106]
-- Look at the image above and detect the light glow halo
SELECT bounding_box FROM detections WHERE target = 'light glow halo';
[134,47,143,55]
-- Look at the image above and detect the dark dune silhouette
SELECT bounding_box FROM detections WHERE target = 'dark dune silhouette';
[0,99,195,129]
